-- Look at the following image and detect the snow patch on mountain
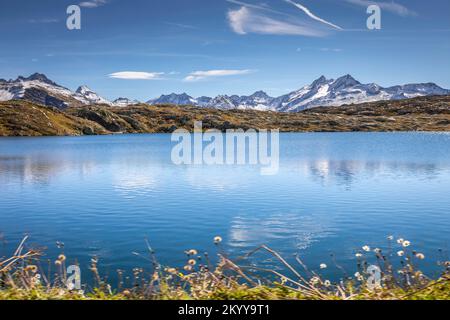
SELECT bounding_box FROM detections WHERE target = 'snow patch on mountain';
[145,74,449,112]
[113,97,141,107]
[1,73,449,112]
[75,85,112,105]
[147,93,199,106]
[275,75,450,112]
[0,73,117,108]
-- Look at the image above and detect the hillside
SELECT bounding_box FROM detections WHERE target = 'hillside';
[0,100,108,136]
[0,95,449,136]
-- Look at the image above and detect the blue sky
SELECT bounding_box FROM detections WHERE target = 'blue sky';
[0,0,449,101]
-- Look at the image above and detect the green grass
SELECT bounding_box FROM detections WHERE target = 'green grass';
[1,237,449,300]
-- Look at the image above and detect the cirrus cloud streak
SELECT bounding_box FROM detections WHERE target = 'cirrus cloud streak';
[79,0,108,8]
[344,0,416,17]
[184,69,255,82]
[108,71,165,80]
[284,0,342,30]
[227,6,328,37]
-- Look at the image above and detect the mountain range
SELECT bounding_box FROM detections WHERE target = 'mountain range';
[1,73,449,112]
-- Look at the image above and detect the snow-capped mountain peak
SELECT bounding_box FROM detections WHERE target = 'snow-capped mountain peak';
[310,75,329,88]
[148,93,199,106]
[0,73,115,108]
[74,85,112,105]
[144,75,449,112]
[17,73,60,87]
[1,73,449,112]
[330,74,361,91]
[76,85,92,94]
[112,97,141,107]
[276,75,449,112]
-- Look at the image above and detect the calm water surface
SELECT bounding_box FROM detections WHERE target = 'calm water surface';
[0,133,449,280]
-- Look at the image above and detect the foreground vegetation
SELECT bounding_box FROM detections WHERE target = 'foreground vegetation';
[1,95,450,136]
[0,236,449,300]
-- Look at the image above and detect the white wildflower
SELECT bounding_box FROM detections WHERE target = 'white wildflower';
[415,253,425,260]
[310,276,321,285]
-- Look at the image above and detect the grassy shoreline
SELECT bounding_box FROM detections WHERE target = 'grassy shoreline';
[1,95,450,136]
[1,237,449,300]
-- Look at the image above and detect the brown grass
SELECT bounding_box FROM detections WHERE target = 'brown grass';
[1,95,450,136]
[1,236,449,300]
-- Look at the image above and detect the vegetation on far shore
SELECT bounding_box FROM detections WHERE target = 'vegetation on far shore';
[1,236,449,300]
[1,95,450,136]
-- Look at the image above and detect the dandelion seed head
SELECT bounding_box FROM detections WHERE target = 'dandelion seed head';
[188,259,197,266]
[184,265,193,272]
[187,249,198,256]
[25,265,38,273]
[310,276,320,285]
[122,290,131,296]
[415,253,425,260]
[166,268,177,274]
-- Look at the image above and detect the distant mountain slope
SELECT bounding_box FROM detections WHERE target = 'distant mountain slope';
[1,73,449,112]
[146,75,449,111]
[113,97,141,107]
[148,93,198,106]
[0,73,136,108]
[274,75,450,112]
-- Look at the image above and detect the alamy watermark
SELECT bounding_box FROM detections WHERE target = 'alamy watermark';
[66,5,81,30]
[367,5,381,30]
[65,4,381,32]
[171,122,279,175]
[366,265,382,290]
[66,265,82,290]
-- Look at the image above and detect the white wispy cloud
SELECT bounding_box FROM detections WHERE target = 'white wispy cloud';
[227,0,288,16]
[184,69,254,82]
[344,0,416,17]
[227,6,327,37]
[164,22,198,30]
[28,18,59,24]
[108,72,164,80]
[284,0,342,30]
[320,47,343,52]
[79,0,108,8]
